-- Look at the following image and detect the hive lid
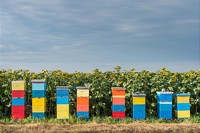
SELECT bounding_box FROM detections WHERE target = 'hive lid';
[76,86,89,89]
[12,80,26,84]
[56,86,71,89]
[112,87,125,90]
[175,93,190,96]
[132,92,146,97]
[31,79,46,83]
[156,91,173,94]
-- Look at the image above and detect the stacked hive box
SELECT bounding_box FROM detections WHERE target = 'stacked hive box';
[12,80,26,120]
[156,91,173,119]
[175,93,190,119]
[56,86,70,119]
[112,87,125,119]
[132,93,146,119]
[32,79,46,118]
[77,87,89,119]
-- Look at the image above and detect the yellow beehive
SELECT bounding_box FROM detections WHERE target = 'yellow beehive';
[77,89,89,97]
[12,81,26,90]
[32,98,46,106]
[132,97,145,104]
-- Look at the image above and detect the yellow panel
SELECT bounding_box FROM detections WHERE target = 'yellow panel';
[132,97,145,104]
[57,104,69,112]
[57,112,69,119]
[32,106,46,112]
[175,110,190,118]
[32,98,46,106]
[77,89,89,97]
[177,96,190,103]
[12,81,26,90]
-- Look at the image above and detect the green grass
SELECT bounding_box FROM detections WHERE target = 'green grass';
[0,115,200,124]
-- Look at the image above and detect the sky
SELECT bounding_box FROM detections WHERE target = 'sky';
[0,0,199,72]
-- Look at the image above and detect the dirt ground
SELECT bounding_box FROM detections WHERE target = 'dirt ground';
[0,123,200,133]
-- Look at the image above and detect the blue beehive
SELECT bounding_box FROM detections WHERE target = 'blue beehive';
[156,90,173,119]
[132,93,146,119]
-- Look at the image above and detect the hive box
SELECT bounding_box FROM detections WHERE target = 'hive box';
[31,79,46,119]
[112,87,125,119]
[56,86,70,119]
[12,80,26,120]
[76,87,89,119]
[132,93,146,119]
[156,91,173,119]
[175,93,190,119]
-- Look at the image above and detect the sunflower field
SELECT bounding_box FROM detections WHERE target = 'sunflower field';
[0,67,199,118]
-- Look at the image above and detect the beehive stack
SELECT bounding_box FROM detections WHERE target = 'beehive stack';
[112,87,125,119]
[76,87,89,119]
[175,93,190,119]
[156,91,173,119]
[31,79,46,118]
[56,86,70,119]
[132,93,146,119]
[12,80,26,120]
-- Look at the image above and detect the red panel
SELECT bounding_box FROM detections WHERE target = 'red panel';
[112,98,125,104]
[12,106,25,113]
[77,105,89,112]
[112,112,125,118]
[12,112,25,120]
[12,90,25,98]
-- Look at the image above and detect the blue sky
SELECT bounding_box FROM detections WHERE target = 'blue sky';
[0,0,199,72]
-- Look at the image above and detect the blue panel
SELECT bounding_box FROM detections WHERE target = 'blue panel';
[175,103,190,110]
[12,98,25,106]
[56,90,69,97]
[158,111,172,119]
[157,103,172,111]
[157,94,173,102]
[32,90,46,98]
[77,112,89,119]
[133,104,145,112]
[56,97,69,104]
[112,105,125,112]
[32,83,46,90]
[132,111,146,119]
[32,112,45,119]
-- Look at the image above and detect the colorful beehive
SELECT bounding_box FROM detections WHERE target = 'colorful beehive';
[132,92,146,119]
[12,80,26,119]
[56,86,70,119]
[76,87,89,119]
[31,79,46,119]
[175,93,190,119]
[112,87,125,119]
[156,91,173,119]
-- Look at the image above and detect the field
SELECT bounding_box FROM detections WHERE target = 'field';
[1,123,200,133]
[1,116,200,133]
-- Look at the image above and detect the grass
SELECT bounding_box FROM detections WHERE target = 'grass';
[0,115,200,125]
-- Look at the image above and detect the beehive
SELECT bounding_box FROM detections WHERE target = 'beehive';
[76,87,89,119]
[56,86,70,119]
[12,80,26,119]
[31,79,46,119]
[112,87,125,119]
[156,91,173,119]
[132,93,146,119]
[175,93,190,119]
